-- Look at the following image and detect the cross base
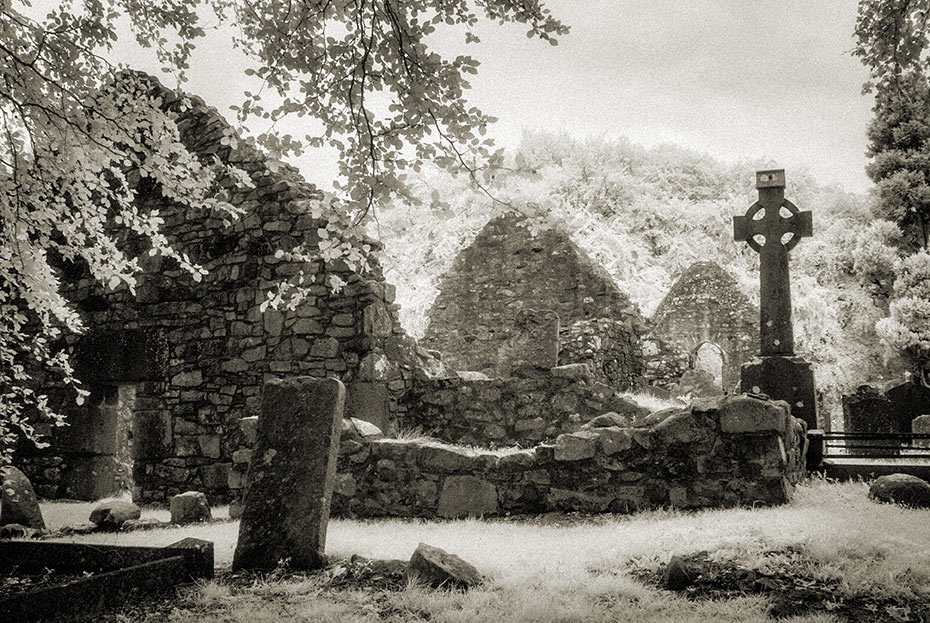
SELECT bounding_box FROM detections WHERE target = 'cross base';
[739,355,818,431]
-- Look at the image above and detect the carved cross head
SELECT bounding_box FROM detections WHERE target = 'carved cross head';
[733,169,812,253]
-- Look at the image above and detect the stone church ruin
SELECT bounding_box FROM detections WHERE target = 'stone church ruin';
[17,75,435,503]
[16,79,810,517]
[645,261,758,393]
[422,213,646,389]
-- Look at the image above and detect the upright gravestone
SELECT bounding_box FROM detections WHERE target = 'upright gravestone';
[232,377,344,571]
[734,170,818,430]
[496,309,560,378]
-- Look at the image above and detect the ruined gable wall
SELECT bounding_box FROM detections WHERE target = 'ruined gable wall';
[422,213,645,380]
[646,262,758,392]
[19,77,427,502]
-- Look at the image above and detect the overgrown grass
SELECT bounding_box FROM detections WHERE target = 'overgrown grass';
[618,390,687,413]
[41,478,930,622]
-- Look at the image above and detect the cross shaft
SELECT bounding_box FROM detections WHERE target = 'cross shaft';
[733,170,812,356]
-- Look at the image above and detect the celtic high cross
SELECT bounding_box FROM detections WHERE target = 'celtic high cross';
[733,170,812,356]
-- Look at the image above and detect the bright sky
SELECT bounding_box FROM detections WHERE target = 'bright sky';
[107,0,874,193]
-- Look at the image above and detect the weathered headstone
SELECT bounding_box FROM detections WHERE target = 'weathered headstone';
[232,377,344,571]
[913,414,930,448]
[169,491,212,524]
[496,309,560,378]
[842,385,902,455]
[734,170,818,430]
[0,467,45,530]
[885,380,930,427]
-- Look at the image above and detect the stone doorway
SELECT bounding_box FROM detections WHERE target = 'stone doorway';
[693,342,725,389]
[57,384,135,499]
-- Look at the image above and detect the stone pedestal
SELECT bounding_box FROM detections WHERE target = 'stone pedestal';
[739,356,817,431]
[232,377,344,571]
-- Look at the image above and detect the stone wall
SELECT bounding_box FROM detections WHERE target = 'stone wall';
[324,394,807,518]
[395,365,650,448]
[17,74,435,502]
[558,318,644,389]
[646,262,758,392]
[422,213,646,379]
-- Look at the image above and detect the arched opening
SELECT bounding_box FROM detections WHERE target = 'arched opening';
[693,342,725,389]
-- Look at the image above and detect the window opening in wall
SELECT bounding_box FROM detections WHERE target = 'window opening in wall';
[693,342,725,389]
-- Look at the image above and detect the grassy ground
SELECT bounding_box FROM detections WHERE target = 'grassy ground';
[34,478,930,622]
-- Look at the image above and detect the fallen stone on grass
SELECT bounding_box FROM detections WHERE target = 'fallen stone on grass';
[406,542,483,590]
[664,555,698,590]
[89,500,141,530]
[0,523,38,539]
[170,491,212,524]
[121,518,169,531]
[327,555,408,591]
[868,473,930,508]
[58,523,99,535]
[1,466,46,530]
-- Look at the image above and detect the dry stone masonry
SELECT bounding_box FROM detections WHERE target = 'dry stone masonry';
[395,365,649,448]
[423,213,646,385]
[646,262,758,393]
[325,394,806,518]
[559,318,644,389]
[226,392,806,517]
[17,74,434,503]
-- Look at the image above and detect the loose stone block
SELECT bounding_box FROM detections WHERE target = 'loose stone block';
[406,542,483,589]
[598,427,633,455]
[239,416,259,445]
[418,444,476,473]
[554,430,599,461]
[719,395,789,434]
[868,473,930,508]
[89,500,141,530]
[550,363,594,381]
[345,382,391,432]
[170,491,212,524]
[1,467,45,530]
[437,475,498,518]
[233,377,344,571]
[652,410,708,445]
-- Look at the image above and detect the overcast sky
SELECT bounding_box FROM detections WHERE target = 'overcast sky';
[113,0,874,194]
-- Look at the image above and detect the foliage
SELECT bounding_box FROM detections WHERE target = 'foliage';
[0,0,566,462]
[854,0,930,94]
[864,74,930,250]
[380,132,894,404]
[855,0,930,378]
[876,250,930,383]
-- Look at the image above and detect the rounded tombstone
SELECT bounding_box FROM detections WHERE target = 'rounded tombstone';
[170,491,212,524]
